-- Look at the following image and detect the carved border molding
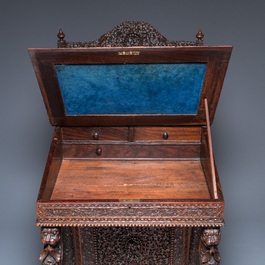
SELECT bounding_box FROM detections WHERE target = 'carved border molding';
[37,203,224,227]
[57,21,204,48]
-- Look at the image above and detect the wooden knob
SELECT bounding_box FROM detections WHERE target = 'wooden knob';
[96,147,102,156]
[162,132,169,140]
[196,29,204,46]
[93,132,99,140]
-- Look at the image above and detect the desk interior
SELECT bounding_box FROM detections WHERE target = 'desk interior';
[51,159,210,200]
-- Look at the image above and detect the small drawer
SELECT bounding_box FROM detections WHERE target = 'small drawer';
[133,127,201,142]
[63,143,200,159]
[62,127,129,141]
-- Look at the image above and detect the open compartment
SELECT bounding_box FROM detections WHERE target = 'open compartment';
[39,126,214,202]
[30,45,231,227]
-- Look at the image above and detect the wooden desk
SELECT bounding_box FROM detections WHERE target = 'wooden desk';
[29,21,232,265]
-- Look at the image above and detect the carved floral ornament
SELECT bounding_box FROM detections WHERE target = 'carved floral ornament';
[57,21,204,48]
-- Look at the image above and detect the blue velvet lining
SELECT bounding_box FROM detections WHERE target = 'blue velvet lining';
[56,63,206,115]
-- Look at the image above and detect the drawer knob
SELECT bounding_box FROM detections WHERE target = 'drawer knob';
[96,147,102,156]
[162,132,169,140]
[93,132,99,140]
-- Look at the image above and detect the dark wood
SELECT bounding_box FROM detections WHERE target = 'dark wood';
[56,21,202,48]
[199,228,221,265]
[196,29,204,46]
[58,227,210,264]
[204,98,218,199]
[30,22,232,264]
[201,127,215,200]
[61,143,201,159]
[29,46,232,127]
[59,227,206,265]
[62,127,129,142]
[39,227,62,265]
[133,126,201,142]
[37,128,62,202]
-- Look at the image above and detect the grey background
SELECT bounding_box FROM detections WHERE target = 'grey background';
[0,0,264,264]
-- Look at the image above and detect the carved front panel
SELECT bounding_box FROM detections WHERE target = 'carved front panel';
[60,227,204,265]
[95,227,173,265]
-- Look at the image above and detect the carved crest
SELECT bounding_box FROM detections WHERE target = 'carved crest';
[57,21,203,48]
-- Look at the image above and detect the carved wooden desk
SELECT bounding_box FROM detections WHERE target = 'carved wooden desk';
[29,22,232,265]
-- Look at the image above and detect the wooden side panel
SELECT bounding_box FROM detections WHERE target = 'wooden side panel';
[37,128,63,201]
[200,127,214,199]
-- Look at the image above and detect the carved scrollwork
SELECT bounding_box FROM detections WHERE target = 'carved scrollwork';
[200,228,221,265]
[39,227,62,265]
[57,21,203,48]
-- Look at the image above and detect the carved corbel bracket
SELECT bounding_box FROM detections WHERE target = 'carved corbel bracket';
[200,228,221,265]
[39,227,62,265]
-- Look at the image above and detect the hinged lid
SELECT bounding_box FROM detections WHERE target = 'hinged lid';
[29,22,232,126]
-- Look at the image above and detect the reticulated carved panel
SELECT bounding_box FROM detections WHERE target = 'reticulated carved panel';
[62,227,75,265]
[172,227,184,265]
[59,227,204,265]
[94,227,174,265]
[189,228,203,265]
[57,21,203,48]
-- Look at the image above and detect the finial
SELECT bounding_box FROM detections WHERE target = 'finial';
[196,28,204,46]
[57,29,65,40]
[57,29,66,48]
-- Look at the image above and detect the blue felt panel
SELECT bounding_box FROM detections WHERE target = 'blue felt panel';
[56,63,206,115]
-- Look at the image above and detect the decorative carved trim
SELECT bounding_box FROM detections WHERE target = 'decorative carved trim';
[199,228,221,265]
[39,227,62,265]
[189,227,203,265]
[61,227,75,264]
[183,227,191,265]
[57,21,203,48]
[36,203,224,227]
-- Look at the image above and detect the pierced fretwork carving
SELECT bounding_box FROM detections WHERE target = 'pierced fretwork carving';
[39,227,62,265]
[94,227,175,264]
[57,21,204,48]
[199,228,221,265]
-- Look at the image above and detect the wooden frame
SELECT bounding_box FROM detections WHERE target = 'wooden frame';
[29,46,232,126]
[36,122,224,228]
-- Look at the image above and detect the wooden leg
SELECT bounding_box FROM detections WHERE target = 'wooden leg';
[39,227,62,265]
[199,228,221,265]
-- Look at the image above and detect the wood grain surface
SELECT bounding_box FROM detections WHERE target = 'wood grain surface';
[51,160,210,200]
